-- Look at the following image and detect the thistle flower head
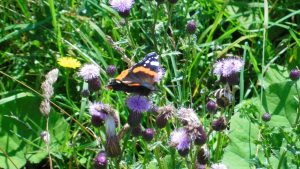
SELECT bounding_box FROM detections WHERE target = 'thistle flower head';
[211,163,228,169]
[170,128,190,151]
[176,107,200,128]
[106,65,117,77]
[206,100,217,113]
[109,0,135,17]
[212,116,227,131]
[126,95,151,113]
[213,57,244,83]
[94,151,107,169]
[78,64,100,81]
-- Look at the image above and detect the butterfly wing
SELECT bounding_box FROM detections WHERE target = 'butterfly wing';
[107,52,161,95]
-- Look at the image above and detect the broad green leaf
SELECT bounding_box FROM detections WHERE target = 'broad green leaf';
[223,65,299,169]
[0,94,69,169]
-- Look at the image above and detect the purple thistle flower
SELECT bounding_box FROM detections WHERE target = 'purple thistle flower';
[78,64,100,81]
[94,151,107,169]
[106,65,117,77]
[170,128,190,156]
[213,57,244,84]
[89,102,107,119]
[109,0,135,17]
[126,95,151,113]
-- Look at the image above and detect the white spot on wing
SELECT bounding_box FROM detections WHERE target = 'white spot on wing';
[150,61,159,66]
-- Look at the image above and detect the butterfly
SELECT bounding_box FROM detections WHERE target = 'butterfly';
[107,52,164,96]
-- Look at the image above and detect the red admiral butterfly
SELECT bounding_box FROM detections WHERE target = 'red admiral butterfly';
[107,52,164,96]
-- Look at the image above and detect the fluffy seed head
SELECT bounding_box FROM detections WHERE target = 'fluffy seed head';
[176,107,200,128]
[41,81,54,99]
[78,64,100,81]
[126,95,151,113]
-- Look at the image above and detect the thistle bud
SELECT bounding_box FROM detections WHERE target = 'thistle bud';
[186,20,196,34]
[142,128,155,141]
[262,112,271,122]
[206,100,217,113]
[88,77,101,91]
[290,69,300,81]
[194,126,207,145]
[131,124,142,137]
[197,147,210,164]
[212,116,227,131]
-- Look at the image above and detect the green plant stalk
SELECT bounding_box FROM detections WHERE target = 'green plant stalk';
[151,3,159,52]
[0,146,18,169]
[46,117,53,169]
[166,123,175,168]
[214,132,223,161]
[294,82,300,125]
[65,69,70,99]
[240,42,248,102]
[261,128,273,169]
[125,19,136,48]
[48,0,63,56]
[277,149,287,169]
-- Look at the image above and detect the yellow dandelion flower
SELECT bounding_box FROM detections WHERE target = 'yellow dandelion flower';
[58,57,81,69]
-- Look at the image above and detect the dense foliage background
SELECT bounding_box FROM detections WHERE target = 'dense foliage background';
[0,0,300,168]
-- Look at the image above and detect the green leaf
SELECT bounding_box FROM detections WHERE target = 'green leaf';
[223,66,299,168]
[0,94,69,168]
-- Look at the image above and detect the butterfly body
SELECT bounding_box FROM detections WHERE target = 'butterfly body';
[107,52,163,96]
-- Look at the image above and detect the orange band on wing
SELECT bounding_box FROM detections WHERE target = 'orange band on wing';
[132,67,156,76]
[116,69,129,80]
[127,83,141,86]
